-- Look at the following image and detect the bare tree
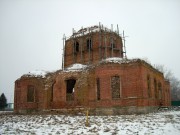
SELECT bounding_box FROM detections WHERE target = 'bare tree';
[154,64,180,101]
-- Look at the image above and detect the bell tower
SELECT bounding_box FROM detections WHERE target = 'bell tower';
[62,24,126,69]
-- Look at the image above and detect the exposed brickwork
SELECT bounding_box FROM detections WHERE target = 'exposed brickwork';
[14,77,45,113]
[14,25,171,114]
[64,31,123,68]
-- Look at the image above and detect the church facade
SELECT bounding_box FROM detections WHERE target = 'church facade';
[14,24,171,114]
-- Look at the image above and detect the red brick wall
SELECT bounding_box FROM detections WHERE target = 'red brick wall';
[88,61,171,108]
[14,77,45,113]
[93,62,143,107]
[139,62,171,106]
[14,60,171,113]
[64,32,123,68]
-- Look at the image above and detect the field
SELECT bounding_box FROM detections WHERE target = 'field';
[0,108,180,135]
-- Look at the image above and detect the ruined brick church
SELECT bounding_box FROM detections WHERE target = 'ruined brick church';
[14,24,171,114]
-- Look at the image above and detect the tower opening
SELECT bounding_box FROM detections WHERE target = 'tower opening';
[74,41,79,52]
[86,38,92,50]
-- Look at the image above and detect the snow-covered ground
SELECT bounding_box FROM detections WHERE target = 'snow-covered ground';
[0,110,180,135]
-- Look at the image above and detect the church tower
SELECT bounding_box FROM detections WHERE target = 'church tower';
[63,24,125,68]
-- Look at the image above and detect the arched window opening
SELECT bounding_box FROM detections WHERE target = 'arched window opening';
[154,79,158,99]
[111,76,120,99]
[86,38,92,50]
[51,81,56,102]
[110,38,116,48]
[158,82,162,99]
[74,41,79,53]
[27,85,35,102]
[147,75,151,98]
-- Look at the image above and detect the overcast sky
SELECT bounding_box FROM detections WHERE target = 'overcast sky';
[0,0,180,103]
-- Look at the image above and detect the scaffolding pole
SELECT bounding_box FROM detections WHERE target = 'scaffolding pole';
[88,28,91,64]
[81,26,83,63]
[117,24,121,57]
[111,24,114,57]
[122,30,127,58]
[62,34,66,70]
[105,27,107,59]
[117,24,119,35]
[102,24,104,58]
[99,22,102,60]
[72,28,75,63]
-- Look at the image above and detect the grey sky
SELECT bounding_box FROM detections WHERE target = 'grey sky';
[0,0,180,103]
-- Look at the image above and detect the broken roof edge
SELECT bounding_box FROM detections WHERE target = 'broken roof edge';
[98,57,164,75]
[16,58,164,81]
[99,57,140,65]
[66,24,121,40]
[18,69,60,80]
[63,63,88,72]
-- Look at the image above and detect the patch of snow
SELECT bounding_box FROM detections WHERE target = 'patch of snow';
[22,70,48,78]
[0,110,180,135]
[101,57,139,64]
[0,111,13,114]
[65,63,87,71]
[67,25,117,39]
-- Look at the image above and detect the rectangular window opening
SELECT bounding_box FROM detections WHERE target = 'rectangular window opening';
[86,38,92,50]
[74,41,79,53]
[27,85,35,102]
[96,78,100,100]
[158,82,162,99]
[66,79,76,101]
[147,75,151,98]
[111,76,120,99]
[154,79,158,99]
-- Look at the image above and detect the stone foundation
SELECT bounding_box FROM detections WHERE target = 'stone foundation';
[91,106,158,115]
[16,106,159,115]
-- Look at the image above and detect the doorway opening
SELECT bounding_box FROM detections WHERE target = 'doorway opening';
[66,79,76,101]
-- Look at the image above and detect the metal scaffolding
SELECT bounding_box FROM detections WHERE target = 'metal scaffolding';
[62,23,127,68]
[122,30,127,59]
[62,34,66,70]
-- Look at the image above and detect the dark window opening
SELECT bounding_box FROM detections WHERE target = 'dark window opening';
[51,81,56,102]
[96,78,100,100]
[27,85,35,102]
[154,79,158,99]
[158,82,162,99]
[66,79,76,101]
[16,81,20,88]
[111,43,116,49]
[147,75,151,98]
[74,41,79,52]
[110,38,116,48]
[86,38,92,50]
[111,76,120,99]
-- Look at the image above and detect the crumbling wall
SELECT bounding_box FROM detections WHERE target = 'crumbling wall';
[14,77,45,113]
[14,58,171,114]
[64,31,123,68]
[52,69,92,108]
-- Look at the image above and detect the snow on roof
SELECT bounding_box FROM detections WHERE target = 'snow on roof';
[67,25,118,39]
[64,58,139,72]
[22,70,48,78]
[101,57,139,64]
[65,63,87,71]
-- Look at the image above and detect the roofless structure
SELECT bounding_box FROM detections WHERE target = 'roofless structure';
[14,24,171,115]
[62,24,127,69]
